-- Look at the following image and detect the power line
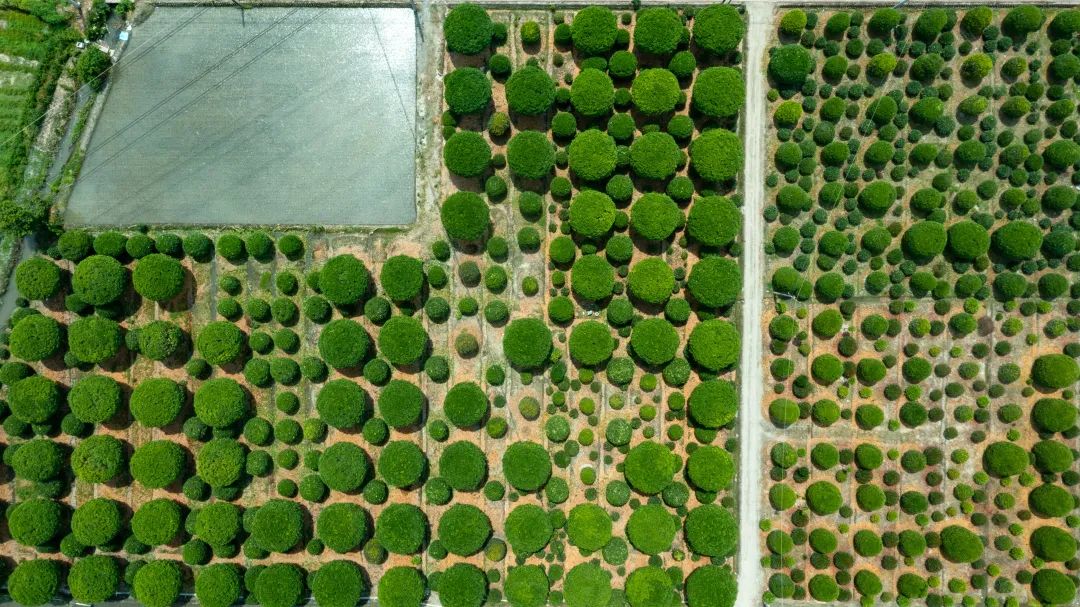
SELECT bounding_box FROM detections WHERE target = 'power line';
[79,6,302,157]
[67,7,322,211]
[0,3,214,155]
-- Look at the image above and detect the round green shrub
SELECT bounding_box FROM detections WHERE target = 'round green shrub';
[630,131,680,180]
[195,377,248,428]
[624,440,676,494]
[380,255,425,303]
[378,440,427,488]
[9,497,62,546]
[626,504,677,555]
[684,504,737,557]
[438,504,491,556]
[8,559,60,606]
[569,190,616,239]
[68,555,120,603]
[625,566,675,607]
[688,319,739,372]
[507,131,555,180]
[630,318,679,367]
[445,381,488,429]
[72,255,126,306]
[1031,354,1079,390]
[444,3,492,54]
[15,257,60,300]
[571,6,618,56]
[628,258,675,305]
[685,565,736,607]
[316,503,368,554]
[504,565,549,607]
[503,318,553,370]
[567,503,612,552]
[133,254,184,302]
[633,7,682,56]
[564,563,612,607]
[195,564,242,607]
[445,68,491,115]
[631,69,680,116]
[379,567,427,607]
[196,321,245,366]
[196,438,245,488]
[688,256,740,309]
[502,440,551,491]
[631,193,682,241]
[692,67,744,119]
[67,316,121,364]
[939,525,984,563]
[687,445,734,492]
[130,378,184,428]
[693,5,744,55]
[570,320,615,367]
[571,68,615,117]
[690,128,741,182]
[130,440,185,489]
[568,129,617,182]
[504,504,552,556]
[319,254,371,306]
[376,504,427,555]
[439,440,487,491]
[137,320,184,361]
[437,563,487,607]
[131,498,182,545]
[10,314,61,362]
[506,66,555,116]
[982,441,1029,477]
[379,315,428,366]
[571,254,614,302]
[320,442,370,492]
[251,499,303,553]
[72,434,125,483]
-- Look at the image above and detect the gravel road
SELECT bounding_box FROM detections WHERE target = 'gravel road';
[735,3,771,607]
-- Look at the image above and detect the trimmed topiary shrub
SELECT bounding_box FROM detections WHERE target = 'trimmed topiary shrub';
[251,499,303,553]
[565,563,612,607]
[629,318,679,367]
[439,440,487,491]
[380,255,425,303]
[68,316,121,364]
[438,504,491,556]
[253,564,304,607]
[505,504,552,556]
[1031,354,1079,390]
[568,129,618,182]
[687,445,734,492]
[626,504,677,555]
[688,319,739,372]
[318,319,371,370]
[72,434,125,483]
[130,440,185,489]
[947,220,990,261]
[571,6,617,56]
[378,440,427,488]
[982,441,1029,477]
[137,320,184,361]
[437,563,487,607]
[317,503,368,553]
[311,560,366,607]
[444,3,492,54]
[131,378,184,428]
[68,555,120,603]
[571,68,615,117]
[693,5,744,55]
[685,565,736,607]
[131,498,182,545]
[625,566,675,607]
[692,67,744,119]
[503,318,553,370]
[628,258,675,305]
[939,525,984,563]
[569,320,615,367]
[9,497,62,546]
[624,440,676,494]
[688,256,740,309]
[316,379,370,430]
[631,68,680,117]
[196,438,246,487]
[507,130,555,180]
[195,564,242,607]
[445,68,491,115]
[690,129,741,182]
[196,321,245,366]
[567,503,612,552]
[72,255,126,306]
[505,565,549,607]
[319,254,371,306]
[688,379,737,429]
[195,377,248,428]
[631,193,682,242]
[376,504,427,555]
[1030,526,1077,562]
[378,379,425,430]
[10,314,62,362]
[571,254,614,302]
[9,375,60,424]
[684,504,736,557]
[569,190,616,239]
[320,442,370,493]
[506,66,555,116]
[8,559,61,606]
[634,7,682,56]
[502,440,551,491]
[15,257,61,300]
[630,131,680,180]
[133,253,184,302]
[1032,398,1077,433]
[444,381,488,429]
[379,567,427,607]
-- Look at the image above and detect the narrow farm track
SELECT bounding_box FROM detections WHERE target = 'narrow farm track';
[736,4,771,607]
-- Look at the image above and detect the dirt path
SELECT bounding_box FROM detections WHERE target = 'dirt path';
[735,3,771,607]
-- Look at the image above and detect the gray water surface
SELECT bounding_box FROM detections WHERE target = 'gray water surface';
[66,7,417,226]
